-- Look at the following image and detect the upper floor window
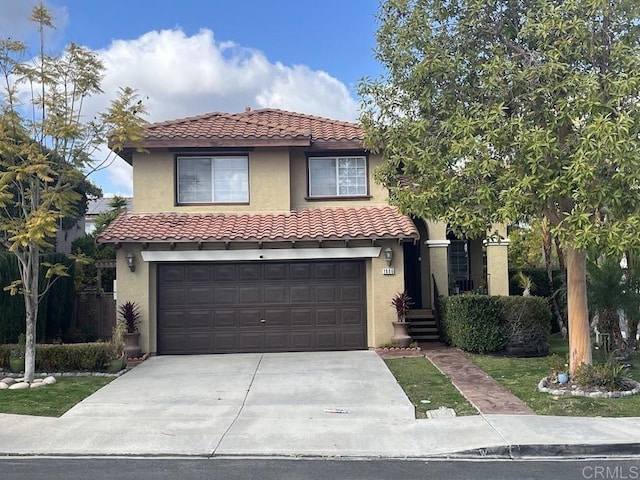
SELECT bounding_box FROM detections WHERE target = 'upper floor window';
[177,156,248,204]
[308,156,367,198]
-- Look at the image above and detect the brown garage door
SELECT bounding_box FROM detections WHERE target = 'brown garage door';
[157,261,367,354]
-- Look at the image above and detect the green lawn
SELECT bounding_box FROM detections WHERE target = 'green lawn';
[385,357,477,418]
[468,335,640,417]
[0,376,113,417]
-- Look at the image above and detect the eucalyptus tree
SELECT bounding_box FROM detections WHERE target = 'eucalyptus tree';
[361,0,640,374]
[0,3,145,382]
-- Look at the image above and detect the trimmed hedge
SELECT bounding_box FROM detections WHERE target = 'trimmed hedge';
[0,252,75,343]
[440,295,551,355]
[440,295,504,353]
[0,343,112,371]
[501,296,551,356]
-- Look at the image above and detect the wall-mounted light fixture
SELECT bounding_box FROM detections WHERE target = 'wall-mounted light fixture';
[126,252,135,272]
[384,247,393,267]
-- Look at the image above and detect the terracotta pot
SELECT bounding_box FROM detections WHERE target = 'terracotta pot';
[123,332,142,359]
[391,321,411,348]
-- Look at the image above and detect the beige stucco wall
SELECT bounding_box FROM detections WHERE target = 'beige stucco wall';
[131,148,290,213]
[367,241,406,347]
[289,150,388,209]
[115,244,153,354]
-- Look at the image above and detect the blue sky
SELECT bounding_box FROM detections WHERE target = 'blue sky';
[0,0,384,196]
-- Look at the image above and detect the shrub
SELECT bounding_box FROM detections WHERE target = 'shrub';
[500,296,551,356]
[118,301,142,333]
[573,358,633,391]
[0,343,112,371]
[440,295,504,353]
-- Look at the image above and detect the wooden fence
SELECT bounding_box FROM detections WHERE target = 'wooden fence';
[74,291,116,339]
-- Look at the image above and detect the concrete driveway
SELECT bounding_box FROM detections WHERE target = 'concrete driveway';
[12,350,425,456]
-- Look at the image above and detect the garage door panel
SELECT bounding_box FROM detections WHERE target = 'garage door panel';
[264,309,289,327]
[214,287,237,304]
[264,285,288,303]
[265,332,287,350]
[239,332,264,350]
[238,309,261,328]
[315,263,337,279]
[339,262,362,279]
[214,333,239,352]
[190,333,214,353]
[341,330,367,349]
[157,260,366,354]
[341,308,365,326]
[290,332,313,349]
[290,309,313,327]
[158,310,186,329]
[316,309,338,326]
[213,310,237,328]
[290,263,312,280]
[290,285,311,303]
[340,285,364,302]
[315,285,337,302]
[316,331,339,349]
[264,264,287,280]
[159,265,185,283]
[239,264,261,281]
[189,287,213,304]
[213,264,236,281]
[186,264,211,281]
[158,288,186,307]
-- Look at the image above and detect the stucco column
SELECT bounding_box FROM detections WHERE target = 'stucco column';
[426,240,450,301]
[486,232,510,296]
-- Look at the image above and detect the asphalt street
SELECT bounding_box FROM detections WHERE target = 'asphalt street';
[2,457,640,480]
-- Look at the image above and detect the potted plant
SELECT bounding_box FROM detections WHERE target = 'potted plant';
[9,333,26,373]
[108,319,127,373]
[390,291,413,348]
[119,301,142,359]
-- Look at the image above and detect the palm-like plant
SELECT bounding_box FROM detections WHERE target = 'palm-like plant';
[586,254,629,351]
[118,301,141,334]
[391,291,413,323]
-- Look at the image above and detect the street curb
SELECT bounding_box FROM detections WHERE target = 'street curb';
[442,443,640,459]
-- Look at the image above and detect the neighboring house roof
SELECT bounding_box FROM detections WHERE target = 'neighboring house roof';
[86,197,133,217]
[115,108,365,160]
[96,206,418,244]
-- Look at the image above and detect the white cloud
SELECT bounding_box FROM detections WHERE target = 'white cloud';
[81,28,360,194]
[0,0,68,50]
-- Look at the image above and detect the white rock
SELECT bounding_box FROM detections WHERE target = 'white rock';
[1,377,15,386]
[30,382,46,388]
[0,382,8,389]
[8,382,30,390]
[15,377,24,383]
[42,376,57,385]
[32,378,44,383]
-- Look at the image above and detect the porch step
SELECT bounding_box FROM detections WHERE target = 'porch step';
[406,310,441,342]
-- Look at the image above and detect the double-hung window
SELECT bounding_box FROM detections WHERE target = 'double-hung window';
[177,156,248,204]
[308,156,367,198]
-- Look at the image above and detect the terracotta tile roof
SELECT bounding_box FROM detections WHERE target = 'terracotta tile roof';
[128,108,363,148]
[96,206,418,244]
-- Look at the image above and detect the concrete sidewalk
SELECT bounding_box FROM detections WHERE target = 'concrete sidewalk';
[1,410,640,458]
[1,350,640,458]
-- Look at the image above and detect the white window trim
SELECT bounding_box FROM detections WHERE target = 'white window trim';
[308,156,368,198]
[177,155,249,204]
[141,247,382,262]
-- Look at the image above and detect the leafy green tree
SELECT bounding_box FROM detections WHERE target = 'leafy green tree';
[361,0,640,374]
[0,4,145,382]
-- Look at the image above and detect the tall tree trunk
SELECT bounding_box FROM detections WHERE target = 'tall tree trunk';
[22,248,39,383]
[542,220,566,336]
[567,247,592,375]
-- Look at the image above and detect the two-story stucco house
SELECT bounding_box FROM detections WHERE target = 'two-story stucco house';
[97,108,509,355]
